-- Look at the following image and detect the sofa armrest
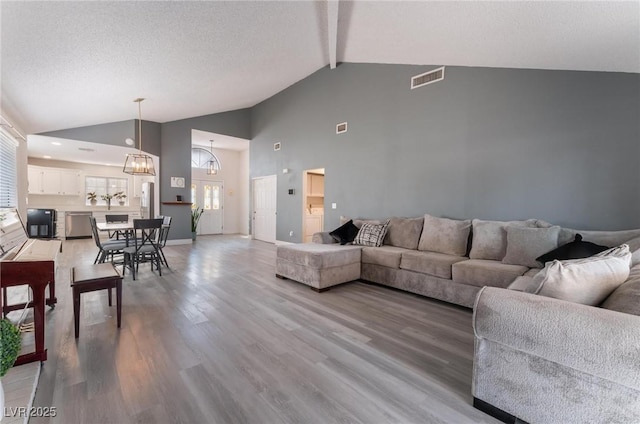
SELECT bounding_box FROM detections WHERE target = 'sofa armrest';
[312,232,337,244]
[473,287,640,390]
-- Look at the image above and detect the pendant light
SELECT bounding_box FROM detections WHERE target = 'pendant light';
[123,98,156,176]
[207,139,219,175]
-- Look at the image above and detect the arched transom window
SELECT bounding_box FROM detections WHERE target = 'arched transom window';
[191,147,221,172]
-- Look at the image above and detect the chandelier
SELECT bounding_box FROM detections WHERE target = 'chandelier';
[207,139,220,175]
[123,98,156,176]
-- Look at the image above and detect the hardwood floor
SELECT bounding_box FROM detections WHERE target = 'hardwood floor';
[27,235,498,424]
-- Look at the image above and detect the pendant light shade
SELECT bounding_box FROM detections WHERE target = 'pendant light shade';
[123,98,156,176]
[206,139,220,175]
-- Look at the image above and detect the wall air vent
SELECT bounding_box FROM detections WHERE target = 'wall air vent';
[336,122,347,134]
[411,66,445,90]
[273,142,281,151]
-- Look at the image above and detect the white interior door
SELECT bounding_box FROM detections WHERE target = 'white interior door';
[253,175,276,243]
[192,179,223,235]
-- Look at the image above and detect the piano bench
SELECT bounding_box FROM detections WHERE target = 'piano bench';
[71,263,123,339]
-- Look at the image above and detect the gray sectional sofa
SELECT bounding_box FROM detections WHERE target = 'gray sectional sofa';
[306,215,639,307]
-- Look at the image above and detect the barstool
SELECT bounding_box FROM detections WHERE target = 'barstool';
[71,263,123,338]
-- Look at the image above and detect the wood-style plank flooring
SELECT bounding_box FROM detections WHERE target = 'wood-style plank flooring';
[27,235,498,424]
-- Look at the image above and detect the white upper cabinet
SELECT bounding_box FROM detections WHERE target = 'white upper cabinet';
[28,165,81,196]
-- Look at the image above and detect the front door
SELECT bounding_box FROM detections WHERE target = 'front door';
[191,179,223,235]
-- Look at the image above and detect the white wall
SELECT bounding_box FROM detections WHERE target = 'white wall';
[191,147,249,235]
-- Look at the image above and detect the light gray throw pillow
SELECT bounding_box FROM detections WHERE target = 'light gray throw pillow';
[528,245,632,306]
[469,219,538,261]
[418,214,471,257]
[502,226,561,268]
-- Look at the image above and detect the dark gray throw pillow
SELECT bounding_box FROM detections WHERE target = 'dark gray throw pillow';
[536,234,609,263]
[329,219,360,245]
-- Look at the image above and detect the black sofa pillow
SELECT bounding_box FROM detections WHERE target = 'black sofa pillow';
[536,234,609,263]
[329,220,360,245]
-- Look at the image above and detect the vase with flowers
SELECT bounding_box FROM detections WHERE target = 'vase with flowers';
[101,194,113,210]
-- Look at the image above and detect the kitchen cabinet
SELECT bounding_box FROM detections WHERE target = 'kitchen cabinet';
[307,173,324,197]
[28,166,81,195]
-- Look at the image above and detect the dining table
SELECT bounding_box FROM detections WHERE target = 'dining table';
[96,221,134,245]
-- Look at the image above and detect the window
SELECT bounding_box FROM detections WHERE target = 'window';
[0,128,18,208]
[191,147,221,171]
[85,176,128,206]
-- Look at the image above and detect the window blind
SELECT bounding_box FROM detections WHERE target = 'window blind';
[0,128,18,208]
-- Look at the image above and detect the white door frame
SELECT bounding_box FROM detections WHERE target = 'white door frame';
[252,174,277,243]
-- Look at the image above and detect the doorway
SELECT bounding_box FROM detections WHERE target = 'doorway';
[302,168,324,243]
[191,179,223,235]
[252,175,277,243]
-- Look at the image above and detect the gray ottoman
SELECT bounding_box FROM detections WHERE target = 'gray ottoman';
[276,243,362,291]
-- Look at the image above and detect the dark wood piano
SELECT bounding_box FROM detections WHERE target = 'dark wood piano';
[0,208,61,365]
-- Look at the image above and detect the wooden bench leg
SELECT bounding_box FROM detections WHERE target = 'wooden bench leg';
[108,287,112,306]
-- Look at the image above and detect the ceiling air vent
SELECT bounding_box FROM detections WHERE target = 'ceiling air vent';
[273,142,281,151]
[336,122,347,134]
[411,66,445,90]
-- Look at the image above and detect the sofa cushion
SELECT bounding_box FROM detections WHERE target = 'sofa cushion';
[452,259,528,288]
[329,219,360,245]
[507,276,536,292]
[400,250,467,279]
[601,264,640,316]
[384,217,424,250]
[469,219,538,261]
[558,227,640,247]
[353,221,390,247]
[528,245,632,306]
[502,226,561,268]
[276,244,362,269]
[418,214,471,257]
[627,235,640,266]
[536,233,609,263]
[523,268,541,277]
[361,246,406,269]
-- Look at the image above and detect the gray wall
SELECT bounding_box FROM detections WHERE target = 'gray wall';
[160,108,252,239]
[251,63,640,242]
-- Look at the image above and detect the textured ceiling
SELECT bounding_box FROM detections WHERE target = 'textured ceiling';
[1,1,638,135]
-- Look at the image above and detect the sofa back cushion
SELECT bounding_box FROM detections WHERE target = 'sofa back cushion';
[528,245,631,306]
[384,217,424,250]
[469,219,538,261]
[601,264,640,316]
[502,226,561,268]
[418,214,471,257]
[558,227,640,247]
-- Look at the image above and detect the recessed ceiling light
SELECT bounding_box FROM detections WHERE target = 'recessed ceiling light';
[43,155,51,159]
[51,142,61,146]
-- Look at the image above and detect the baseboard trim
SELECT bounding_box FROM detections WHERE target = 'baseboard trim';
[165,239,193,246]
[473,397,520,424]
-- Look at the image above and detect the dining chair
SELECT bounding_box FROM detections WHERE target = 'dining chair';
[89,216,127,264]
[105,214,129,240]
[122,218,163,280]
[156,216,172,267]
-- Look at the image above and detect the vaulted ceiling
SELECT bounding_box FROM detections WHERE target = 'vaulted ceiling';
[2,1,638,134]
